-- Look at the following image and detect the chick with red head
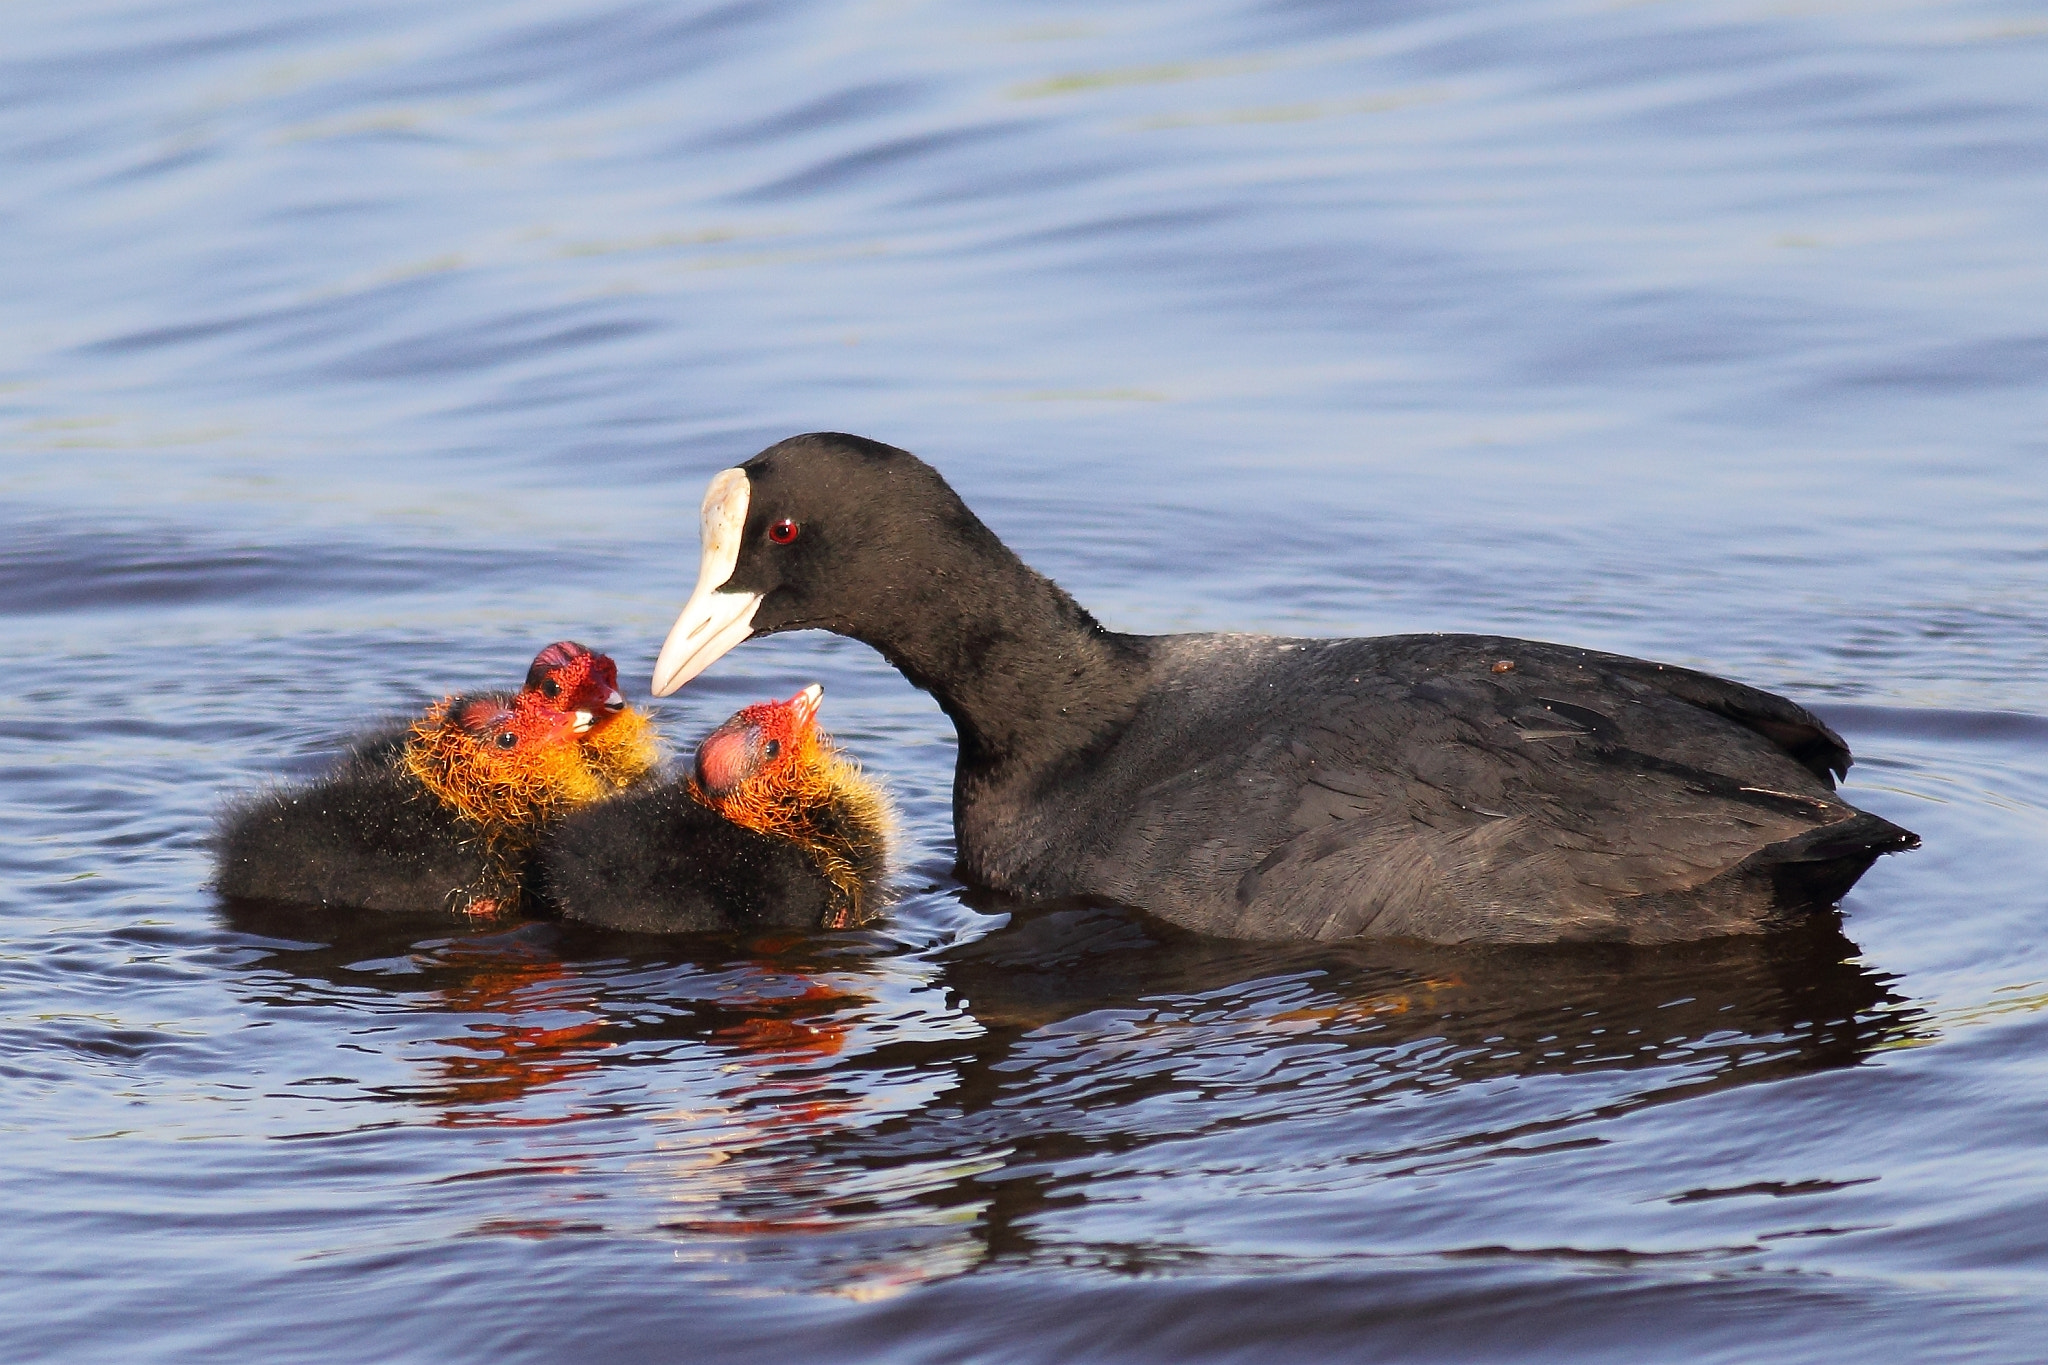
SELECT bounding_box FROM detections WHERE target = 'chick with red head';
[691,684,891,924]
[218,642,660,920]
[538,684,892,934]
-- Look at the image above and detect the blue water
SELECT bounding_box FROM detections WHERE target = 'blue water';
[5,0,2047,1359]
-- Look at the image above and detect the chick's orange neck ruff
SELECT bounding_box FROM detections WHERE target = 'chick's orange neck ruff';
[402,693,608,843]
[579,705,660,791]
[383,649,666,923]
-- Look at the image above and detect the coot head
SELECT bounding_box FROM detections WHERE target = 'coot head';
[692,683,825,803]
[653,434,994,696]
[524,640,626,734]
[686,682,895,924]
[449,693,580,757]
[521,641,659,791]
[404,690,605,834]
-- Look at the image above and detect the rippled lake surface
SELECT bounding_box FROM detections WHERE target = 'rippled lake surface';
[6,0,2048,1359]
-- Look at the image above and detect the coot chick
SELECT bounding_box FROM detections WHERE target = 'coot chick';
[218,643,660,919]
[219,691,597,918]
[538,684,892,934]
[524,639,658,792]
[650,432,1919,945]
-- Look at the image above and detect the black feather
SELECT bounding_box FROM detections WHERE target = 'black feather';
[215,747,521,917]
[534,779,843,933]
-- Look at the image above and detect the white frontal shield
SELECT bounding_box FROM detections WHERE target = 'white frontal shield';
[652,468,762,696]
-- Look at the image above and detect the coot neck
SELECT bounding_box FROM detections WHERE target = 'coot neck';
[845,531,1151,786]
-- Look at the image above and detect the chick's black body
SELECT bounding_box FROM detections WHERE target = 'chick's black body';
[217,743,520,917]
[536,782,843,933]
[669,433,1917,944]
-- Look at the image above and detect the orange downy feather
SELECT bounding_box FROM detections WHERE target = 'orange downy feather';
[400,692,632,918]
[691,706,892,925]
[579,706,660,792]
[382,643,665,919]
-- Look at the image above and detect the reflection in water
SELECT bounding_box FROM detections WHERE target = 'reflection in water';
[224,901,618,1122]
[217,895,1920,1295]
[869,903,1919,1272]
[400,938,613,1126]
[941,900,1914,1085]
[221,899,873,1117]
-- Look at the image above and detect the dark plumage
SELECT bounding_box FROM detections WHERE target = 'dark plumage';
[538,685,892,934]
[216,643,656,919]
[536,783,846,933]
[650,433,1918,944]
[218,693,567,917]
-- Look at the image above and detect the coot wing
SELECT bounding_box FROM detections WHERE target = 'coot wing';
[1574,647,1852,783]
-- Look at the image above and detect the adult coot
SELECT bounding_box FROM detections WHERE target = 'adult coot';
[650,433,1918,944]
[539,684,892,934]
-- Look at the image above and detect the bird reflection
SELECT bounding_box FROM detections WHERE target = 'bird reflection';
[405,935,612,1126]
[216,892,1922,1296]
[221,899,616,1123]
[219,898,870,1120]
[937,897,1913,1088]
[822,897,1921,1272]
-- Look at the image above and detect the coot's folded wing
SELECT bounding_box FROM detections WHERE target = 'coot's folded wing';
[1086,635,1905,943]
[1572,646,1852,784]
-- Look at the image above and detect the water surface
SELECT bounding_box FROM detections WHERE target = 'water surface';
[5,0,2048,1360]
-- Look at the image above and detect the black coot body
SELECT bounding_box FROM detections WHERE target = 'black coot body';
[536,784,842,933]
[218,725,521,918]
[650,433,1918,944]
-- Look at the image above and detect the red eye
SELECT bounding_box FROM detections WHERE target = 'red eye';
[768,519,800,545]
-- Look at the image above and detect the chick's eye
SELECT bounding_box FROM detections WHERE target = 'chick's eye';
[496,731,518,749]
[763,739,782,760]
[768,519,800,545]
[540,679,561,699]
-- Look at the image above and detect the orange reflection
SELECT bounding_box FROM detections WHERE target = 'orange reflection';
[408,938,873,1134]
[710,978,857,1063]
[414,939,615,1127]
[1264,974,1466,1030]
